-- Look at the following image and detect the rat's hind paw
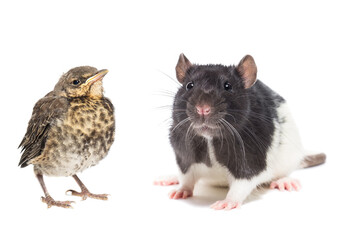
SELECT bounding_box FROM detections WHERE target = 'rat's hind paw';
[154,175,179,186]
[270,177,301,191]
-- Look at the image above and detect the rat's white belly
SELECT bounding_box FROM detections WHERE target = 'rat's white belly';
[190,139,230,187]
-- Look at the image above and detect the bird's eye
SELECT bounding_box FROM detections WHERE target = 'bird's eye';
[186,82,194,90]
[224,82,232,91]
[72,80,80,85]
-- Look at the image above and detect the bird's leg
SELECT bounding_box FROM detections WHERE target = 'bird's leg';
[36,174,74,208]
[66,174,108,200]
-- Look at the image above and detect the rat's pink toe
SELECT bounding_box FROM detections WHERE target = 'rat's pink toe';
[291,179,301,191]
[284,182,292,191]
[168,190,177,198]
[270,182,277,189]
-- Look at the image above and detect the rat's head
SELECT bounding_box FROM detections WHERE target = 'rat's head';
[173,53,257,138]
[54,66,108,99]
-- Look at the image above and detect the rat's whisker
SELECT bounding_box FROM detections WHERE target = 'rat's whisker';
[157,69,182,87]
[171,117,190,133]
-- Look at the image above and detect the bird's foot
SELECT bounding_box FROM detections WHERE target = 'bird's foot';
[168,188,193,199]
[210,199,241,210]
[41,195,74,209]
[154,175,179,186]
[270,177,301,191]
[66,189,109,201]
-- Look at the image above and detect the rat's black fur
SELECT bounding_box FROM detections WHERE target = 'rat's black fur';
[170,64,285,179]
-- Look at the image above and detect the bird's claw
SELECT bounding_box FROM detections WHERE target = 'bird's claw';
[66,189,109,201]
[41,195,74,209]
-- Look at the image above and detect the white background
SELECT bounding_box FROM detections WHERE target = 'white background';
[1,0,359,239]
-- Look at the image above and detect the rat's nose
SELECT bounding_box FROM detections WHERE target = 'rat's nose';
[196,104,211,116]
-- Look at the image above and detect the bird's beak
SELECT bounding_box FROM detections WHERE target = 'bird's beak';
[85,69,109,86]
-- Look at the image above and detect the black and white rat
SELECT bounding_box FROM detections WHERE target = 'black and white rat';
[161,53,325,210]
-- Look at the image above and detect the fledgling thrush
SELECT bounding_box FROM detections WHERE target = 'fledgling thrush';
[19,66,115,208]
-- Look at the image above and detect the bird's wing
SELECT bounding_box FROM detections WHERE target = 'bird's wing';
[18,95,69,168]
[103,97,115,114]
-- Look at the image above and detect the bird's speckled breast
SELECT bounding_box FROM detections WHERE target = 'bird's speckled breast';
[35,97,115,177]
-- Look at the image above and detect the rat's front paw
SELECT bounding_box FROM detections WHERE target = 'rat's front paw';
[169,188,193,199]
[211,199,241,210]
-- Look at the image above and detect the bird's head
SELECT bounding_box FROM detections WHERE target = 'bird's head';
[54,66,108,99]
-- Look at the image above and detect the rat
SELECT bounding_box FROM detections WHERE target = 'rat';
[157,53,326,210]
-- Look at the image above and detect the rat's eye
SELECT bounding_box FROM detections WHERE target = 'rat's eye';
[186,82,194,90]
[72,80,80,85]
[224,82,232,91]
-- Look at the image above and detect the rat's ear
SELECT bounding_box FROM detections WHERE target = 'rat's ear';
[236,55,257,89]
[176,53,192,83]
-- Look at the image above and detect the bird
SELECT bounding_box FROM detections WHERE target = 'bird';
[18,66,115,208]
